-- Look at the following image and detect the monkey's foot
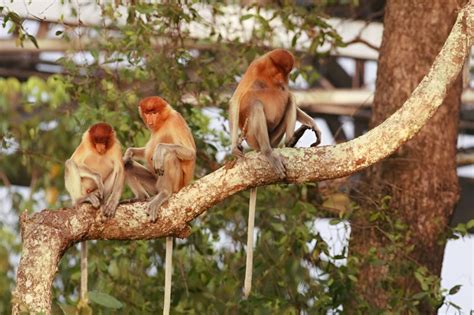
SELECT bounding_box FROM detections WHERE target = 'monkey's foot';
[147,200,164,222]
[77,192,101,208]
[268,152,286,178]
[232,146,244,158]
[89,195,101,208]
[311,128,321,147]
[101,202,116,218]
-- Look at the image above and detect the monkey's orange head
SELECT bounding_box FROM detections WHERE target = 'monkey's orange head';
[88,122,115,155]
[138,96,171,130]
[267,49,295,75]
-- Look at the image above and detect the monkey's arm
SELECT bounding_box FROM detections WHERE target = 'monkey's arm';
[153,144,195,161]
[296,108,322,147]
[65,159,105,200]
[152,144,195,175]
[124,160,157,199]
[229,97,243,157]
[123,147,146,165]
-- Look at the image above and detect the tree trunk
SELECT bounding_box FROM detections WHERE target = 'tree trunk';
[352,0,468,312]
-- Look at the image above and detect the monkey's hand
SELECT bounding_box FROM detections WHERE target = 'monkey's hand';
[123,148,134,167]
[147,198,165,222]
[76,191,101,209]
[152,145,166,176]
[101,199,118,218]
[152,157,165,176]
[311,128,322,147]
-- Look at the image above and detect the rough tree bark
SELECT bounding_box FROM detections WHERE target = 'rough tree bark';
[351,0,470,312]
[11,3,473,314]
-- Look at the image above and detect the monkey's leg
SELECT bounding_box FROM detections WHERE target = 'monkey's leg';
[246,101,286,176]
[149,152,182,315]
[269,98,297,148]
[102,165,125,218]
[124,161,157,199]
[148,151,182,221]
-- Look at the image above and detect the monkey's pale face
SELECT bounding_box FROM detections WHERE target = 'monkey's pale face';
[142,111,159,128]
[138,97,170,130]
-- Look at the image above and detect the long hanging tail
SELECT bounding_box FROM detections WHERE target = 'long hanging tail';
[163,237,173,315]
[243,187,257,298]
[80,241,88,302]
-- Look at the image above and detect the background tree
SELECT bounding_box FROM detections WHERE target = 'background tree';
[351,0,468,312]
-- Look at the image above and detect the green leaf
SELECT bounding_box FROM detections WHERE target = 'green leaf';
[88,291,123,309]
[55,30,63,36]
[448,284,462,295]
[412,291,427,300]
[58,304,78,315]
[240,14,254,21]
[466,219,474,229]
[7,12,22,24]
[329,218,340,225]
[369,212,380,222]
[27,34,39,49]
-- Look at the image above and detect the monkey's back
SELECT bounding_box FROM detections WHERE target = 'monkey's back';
[235,54,291,133]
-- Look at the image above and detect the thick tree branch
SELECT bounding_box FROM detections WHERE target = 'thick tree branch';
[12,4,473,314]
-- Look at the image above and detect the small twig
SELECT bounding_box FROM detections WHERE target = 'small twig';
[344,37,380,51]
[0,170,12,188]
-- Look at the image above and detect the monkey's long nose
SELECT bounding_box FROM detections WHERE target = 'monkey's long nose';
[146,113,158,126]
[96,144,106,154]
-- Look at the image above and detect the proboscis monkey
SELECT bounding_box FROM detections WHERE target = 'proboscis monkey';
[229,49,321,297]
[64,122,125,303]
[123,96,196,315]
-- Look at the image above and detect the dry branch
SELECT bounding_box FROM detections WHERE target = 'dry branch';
[11,3,473,314]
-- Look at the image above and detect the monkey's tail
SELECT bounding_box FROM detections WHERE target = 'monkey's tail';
[243,187,257,298]
[163,237,173,315]
[80,241,88,303]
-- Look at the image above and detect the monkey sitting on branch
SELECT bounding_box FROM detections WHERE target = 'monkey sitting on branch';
[64,122,125,304]
[123,96,196,315]
[228,48,321,297]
